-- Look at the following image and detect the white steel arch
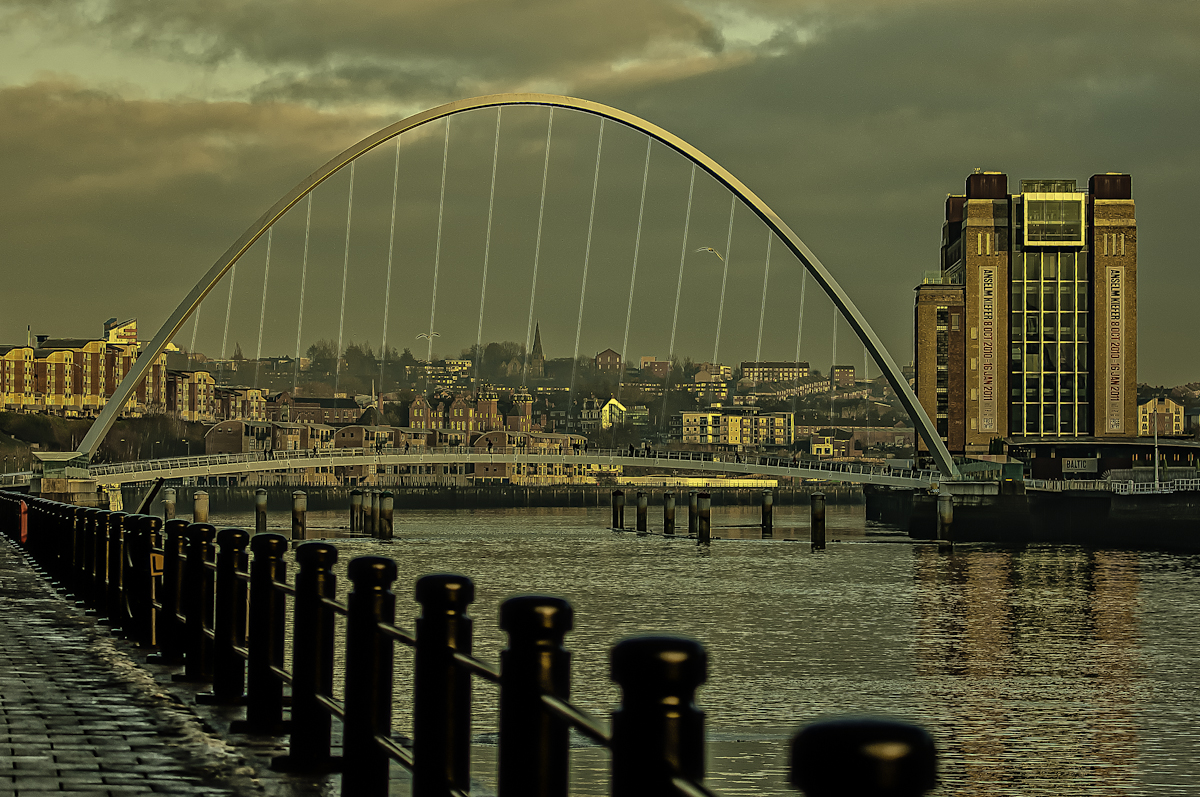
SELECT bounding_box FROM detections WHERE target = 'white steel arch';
[76,93,959,478]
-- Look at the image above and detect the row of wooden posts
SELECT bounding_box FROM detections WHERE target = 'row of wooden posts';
[157,487,397,540]
[0,489,938,797]
[610,489,828,549]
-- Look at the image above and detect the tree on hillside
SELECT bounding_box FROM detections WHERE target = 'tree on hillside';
[232,342,244,361]
[307,339,338,373]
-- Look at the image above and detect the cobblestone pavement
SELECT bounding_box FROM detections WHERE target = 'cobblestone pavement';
[0,534,280,797]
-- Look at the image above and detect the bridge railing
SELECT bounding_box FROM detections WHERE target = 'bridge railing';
[0,492,938,797]
[85,445,935,484]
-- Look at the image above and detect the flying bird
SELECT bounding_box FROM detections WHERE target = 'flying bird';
[696,246,724,261]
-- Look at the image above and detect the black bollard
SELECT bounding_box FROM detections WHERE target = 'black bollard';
[148,518,189,664]
[811,492,826,551]
[790,718,938,797]
[202,527,251,705]
[664,493,676,536]
[273,542,341,772]
[291,491,307,540]
[610,635,707,796]
[498,595,573,797]
[413,574,475,797]
[178,523,217,682]
[129,514,162,645]
[342,556,399,795]
[688,491,698,537]
[349,489,363,532]
[379,492,394,540]
[103,511,128,630]
[697,494,711,546]
[254,489,268,535]
[234,533,289,735]
[636,492,648,534]
[612,490,625,530]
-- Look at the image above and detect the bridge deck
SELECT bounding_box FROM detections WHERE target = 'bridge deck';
[87,447,938,488]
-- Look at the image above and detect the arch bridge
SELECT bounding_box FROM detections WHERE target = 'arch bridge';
[88,447,938,489]
[70,93,959,481]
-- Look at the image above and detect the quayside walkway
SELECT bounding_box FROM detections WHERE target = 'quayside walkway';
[0,534,254,797]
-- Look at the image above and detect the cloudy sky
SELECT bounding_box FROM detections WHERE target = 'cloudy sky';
[2,0,1197,384]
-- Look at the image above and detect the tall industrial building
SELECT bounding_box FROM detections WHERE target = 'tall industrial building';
[914,172,1137,455]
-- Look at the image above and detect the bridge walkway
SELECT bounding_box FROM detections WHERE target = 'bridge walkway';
[88,446,940,489]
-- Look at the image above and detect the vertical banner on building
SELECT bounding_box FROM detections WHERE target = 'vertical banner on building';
[1107,266,1124,433]
[979,266,997,432]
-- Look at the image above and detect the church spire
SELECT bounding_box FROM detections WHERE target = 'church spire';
[530,322,546,379]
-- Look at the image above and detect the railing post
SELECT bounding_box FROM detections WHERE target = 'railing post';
[149,519,189,664]
[342,556,399,797]
[69,505,87,601]
[413,573,475,797]
[498,595,573,797]
[179,522,217,682]
[235,532,289,734]
[104,511,129,629]
[610,635,707,797]
[128,515,162,646]
[202,527,250,704]
[789,718,938,796]
[83,508,105,614]
[273,541,341,772]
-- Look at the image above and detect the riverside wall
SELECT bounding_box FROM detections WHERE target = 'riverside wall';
[125,483,863,514]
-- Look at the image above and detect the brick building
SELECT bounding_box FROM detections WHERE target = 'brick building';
[914,172,1138,455]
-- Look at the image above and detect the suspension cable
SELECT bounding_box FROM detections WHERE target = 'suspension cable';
[791,269,808,420]
[522,108,554,383]
[425,117,451,364]
[662,163,696,431]
[253,227,273,388]
[617,137,652,404]
[334,161,356,392]
[188,303,201,370]
[220,262,237,383]
[712,195,735,365]
[293,193,312,393]
[380,138,402,398]
[755,233,773,363]
[474,107,502,391]
[569,119,605,400]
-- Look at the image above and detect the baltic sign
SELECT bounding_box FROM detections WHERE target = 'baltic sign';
[979,266,997,432]
[1107,267,1124,433]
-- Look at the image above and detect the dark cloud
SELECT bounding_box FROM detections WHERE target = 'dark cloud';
[1,0,1198,383]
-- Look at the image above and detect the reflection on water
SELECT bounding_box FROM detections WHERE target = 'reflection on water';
[200,504,1200,796]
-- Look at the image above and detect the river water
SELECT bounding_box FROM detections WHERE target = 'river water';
[197,503,1200,796]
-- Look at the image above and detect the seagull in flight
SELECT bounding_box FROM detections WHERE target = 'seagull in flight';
[416,332,440,340]
[696,246,724,262]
